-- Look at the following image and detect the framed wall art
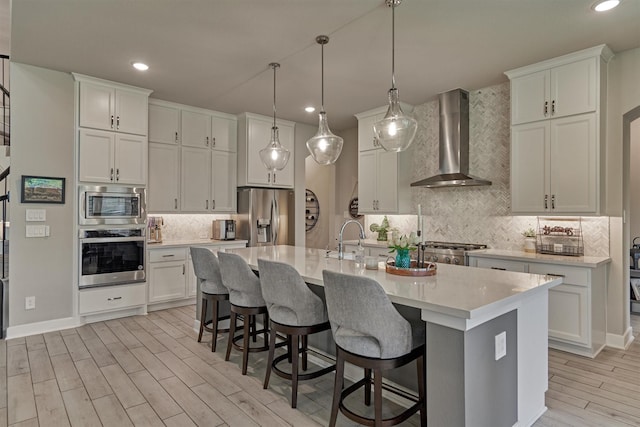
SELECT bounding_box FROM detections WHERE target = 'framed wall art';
[20,175,66,204]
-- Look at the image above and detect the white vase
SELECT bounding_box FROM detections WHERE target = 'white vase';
[524,237,536,253]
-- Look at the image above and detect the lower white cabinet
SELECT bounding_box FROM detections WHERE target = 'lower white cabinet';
[79,283,146,315]
[468,254,607,357]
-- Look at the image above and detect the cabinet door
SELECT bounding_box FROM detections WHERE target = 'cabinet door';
[511,122,549,213]
[182,110,211,148]
[181,146,210,212]
[358,113,383,151]
[114,134,147,185]
[246,117,273,186]
[510,70,550,125]
[149,103,180,144]
[547,284,590,345]
[79,82,116,131]
[211,116,237,152]
[376,150,398,213]
[358,150,377,213]
[549,114,597,213]
[78,128,115,183]
[115,89,148,135]
[272,123,294,187]
[148,143,180,212]
[148,261,187,303]
[550,58,597,119]
[211,151,236,212]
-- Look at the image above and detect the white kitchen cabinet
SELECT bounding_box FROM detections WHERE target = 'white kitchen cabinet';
[355,105,413,214]
[148,143,180,212]
[212,150,237,212]
[468,253,607,357]
[505,45,613,216]
[181,146,210,212]
[78,128,147,185]
[148,248,188,304]
[149,102,180,144]
[79,283,147,315]
[237,112,295,188]
[511,113,597,214]
[75,75,151,136]
[181,109,211,148]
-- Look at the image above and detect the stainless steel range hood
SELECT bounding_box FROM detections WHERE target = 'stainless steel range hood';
[411,88,491,188]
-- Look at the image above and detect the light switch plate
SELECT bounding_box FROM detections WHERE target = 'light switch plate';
[26,209,46,222]
[26,225,47,238]
[495,331,507,361]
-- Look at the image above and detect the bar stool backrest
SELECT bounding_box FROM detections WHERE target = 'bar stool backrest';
[322,270,412,359]
[258,259,328,327]
[189,247,228,295]
[218,252,265,308]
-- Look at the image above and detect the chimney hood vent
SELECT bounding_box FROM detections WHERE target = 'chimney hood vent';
[411,88,491,188]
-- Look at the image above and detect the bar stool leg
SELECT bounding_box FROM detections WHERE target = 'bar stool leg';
[291,333,300,408]
[251,315,257,343]
[242,313,251,375]
[287,335,293,363]
[329,349,345,427]
[263,312,269,344]
[301,335,308,371]
[211,299,219,352]
[263,321,277,390]
[364,368,372,406]
[418,354,427,427]
[198,297,207,343]
[374,369,383,427]
[225,312,237,362]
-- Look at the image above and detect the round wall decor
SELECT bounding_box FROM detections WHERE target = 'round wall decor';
[349,197,363,219]
[305,189,319,232]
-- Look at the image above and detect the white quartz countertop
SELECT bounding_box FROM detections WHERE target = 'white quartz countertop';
[147,239,247,249]
[227,245,561,321]
[467,249,611,268]
[343,239,390,249]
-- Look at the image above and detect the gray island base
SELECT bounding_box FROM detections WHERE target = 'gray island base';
[227,245,561,427]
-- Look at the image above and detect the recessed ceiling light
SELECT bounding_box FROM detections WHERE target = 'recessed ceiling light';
[592,0,620,12]
[305,106,316,113]
[132,62,149,71]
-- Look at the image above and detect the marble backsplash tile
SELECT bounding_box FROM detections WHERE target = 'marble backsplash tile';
[148,214,233,241]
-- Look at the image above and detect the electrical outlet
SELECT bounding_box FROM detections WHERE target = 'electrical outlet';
[25,296,36,310]
[495,331,506,360]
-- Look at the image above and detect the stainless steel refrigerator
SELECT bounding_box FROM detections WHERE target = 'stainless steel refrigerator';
[235,187,295,247]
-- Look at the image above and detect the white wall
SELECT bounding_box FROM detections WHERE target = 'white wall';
[9,63,75,327]
[630,118,640,240]
[332,126,361,247]
[294,122,315,246]
[305,156,334,249]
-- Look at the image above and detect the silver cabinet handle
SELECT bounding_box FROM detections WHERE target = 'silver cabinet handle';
[111,115,114,129]
[116,116,120,130]
[174,198,178,210]
[212,200,215,210]
[551,100,556,115]
[273,172,276,183]
[162,254,175,257]
[206,200,209,209]
[544,101,548,117]
[110,168,114,181]
[116,168,120,181]
[175,131,178,143]
[107,296,122,301]
[544,194,548,209]
[546,273,565,278]
[268,173,271,183]
[182,264,185,275]
[491,267,507,271]
[206,136,209,146]
[551,194,555,209]
[212,137,216,147]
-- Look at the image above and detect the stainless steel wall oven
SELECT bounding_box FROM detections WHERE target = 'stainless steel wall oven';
[79,228,145,288]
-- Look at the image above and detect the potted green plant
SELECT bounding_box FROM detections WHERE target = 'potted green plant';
[369,216,391,241]
[522,228,536,253]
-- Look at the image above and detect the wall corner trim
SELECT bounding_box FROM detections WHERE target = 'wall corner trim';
[6,316,81,339]
[606,327,635,349]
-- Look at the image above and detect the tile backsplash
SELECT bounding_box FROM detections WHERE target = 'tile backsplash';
[149,214,233,241]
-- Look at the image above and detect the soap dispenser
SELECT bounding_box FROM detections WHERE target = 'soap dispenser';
[354,241,366,268]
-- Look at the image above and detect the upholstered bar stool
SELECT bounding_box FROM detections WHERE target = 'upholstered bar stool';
[190,247,229,352]
[258,259,336,408]
[322,270,427,427]
[218,251,270,375]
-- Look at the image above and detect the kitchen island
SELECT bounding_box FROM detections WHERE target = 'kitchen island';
[228,245,562,427]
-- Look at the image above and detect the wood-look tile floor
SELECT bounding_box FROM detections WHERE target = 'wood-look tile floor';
[1,307,640,426]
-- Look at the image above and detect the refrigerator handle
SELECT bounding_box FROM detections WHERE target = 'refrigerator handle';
[272,193,279,245]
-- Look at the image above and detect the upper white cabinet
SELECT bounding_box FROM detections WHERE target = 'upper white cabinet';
[237,112,295,188]
[505,45,613,215]
[355,105,413,214]
[147,100,238,213]
[75,74,152,136]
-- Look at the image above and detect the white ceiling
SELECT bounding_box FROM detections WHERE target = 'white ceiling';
[8,0,640,130]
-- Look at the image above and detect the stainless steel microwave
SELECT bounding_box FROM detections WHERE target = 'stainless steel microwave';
[79,186,146,225]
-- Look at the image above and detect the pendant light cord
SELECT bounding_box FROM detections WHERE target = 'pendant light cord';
[391,0,396,90]
[321,41,325,112]
[270,63,279,129]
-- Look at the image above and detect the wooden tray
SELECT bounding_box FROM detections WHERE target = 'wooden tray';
[385,260,437,277]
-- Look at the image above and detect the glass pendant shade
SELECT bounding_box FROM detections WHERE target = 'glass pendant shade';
[259,126,290,171]
[260,62,290,171]
[373,88,418,152]
[306,111,343,165]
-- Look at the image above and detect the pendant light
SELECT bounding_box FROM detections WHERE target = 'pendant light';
[306,35,344,165]
[259,63,290,171]
[373,0,417,153]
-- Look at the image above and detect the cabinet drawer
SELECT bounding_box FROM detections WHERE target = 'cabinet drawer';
[475,258,528,272]
[528,263,588,286]
[79,283,146,314]
[148,247,186,262]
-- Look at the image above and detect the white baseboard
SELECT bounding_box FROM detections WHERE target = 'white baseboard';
[80,306,147,324]
[6,316,81,339]
[148,298,196,312]
[607,327,635,349]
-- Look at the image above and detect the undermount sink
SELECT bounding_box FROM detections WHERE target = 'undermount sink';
[325,251,355,260]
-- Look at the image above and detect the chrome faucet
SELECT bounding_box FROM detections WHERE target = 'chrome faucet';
[338,219,366,260]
